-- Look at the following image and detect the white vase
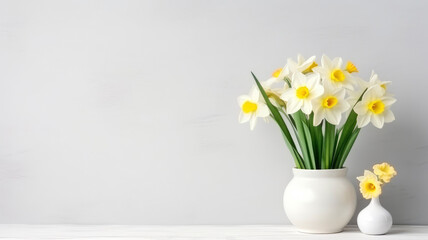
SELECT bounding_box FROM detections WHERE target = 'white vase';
[357,197,392,235]
[283,168,356,233]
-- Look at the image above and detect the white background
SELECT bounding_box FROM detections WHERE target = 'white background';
[0,0,427,224]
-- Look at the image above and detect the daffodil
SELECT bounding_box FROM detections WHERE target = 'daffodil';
[312,85,350,126]
[237,87,270,130]
[347,72,392,108]
[354,85,396,128]
[257,77,288,108]
[369,71,391,91]
[357,170,382,199]
[287,54,317,75]
[280,72,324,115]
[265,84,288,108]
[313,55,358,90]
[264,65,288,87]
[373,162,397,183]
[346,77,369,107]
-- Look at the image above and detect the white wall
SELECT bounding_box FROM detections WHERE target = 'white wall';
[0,0,427,224]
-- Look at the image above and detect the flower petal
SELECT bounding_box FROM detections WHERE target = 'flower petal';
[263,77,278,87]
[326,109,341,125]
[371,114,385,129]
[287,98,303,114]
[335,88,346,99]
[313,109,324,126]
[256,103,270,117]
[301,100,313,114]
[249,115,257,130]
[307,73,320,89]
[310,85,324,98]
[384,109,395,123]
[353,102,368,115]
[321,55,332,69]
[382,96,397,106]
[331,57,343,68]
[364,170,378,179]
[366,85,386,99]
[250,86,260,101]
[237,95,250,107]
[335,100,350,113]
[357,113,371,128]
[312,66,328,77]
[292,72,306,87]
[239,112,251,123]
[280,89,295,101]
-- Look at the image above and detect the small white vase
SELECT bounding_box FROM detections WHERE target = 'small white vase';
[283,168,356,233]
[357,197,392,235]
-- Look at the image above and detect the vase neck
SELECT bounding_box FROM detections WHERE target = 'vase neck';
[370,197,380,206]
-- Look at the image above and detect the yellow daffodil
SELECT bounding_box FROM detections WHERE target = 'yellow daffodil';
[357,170,382,199]
[373,162,397,183]
[237,87,270,130]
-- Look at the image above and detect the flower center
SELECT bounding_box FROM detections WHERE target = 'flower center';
[379,165,389,173]
[366,182,376,192]
[381,84,387,89]
[368,100,385,114]
[272,68,282,78]
[242,101,258,113]
[296,86,310,99]
[331,69,345,82]
[322,96,338,108]
[302,62,318,74]
[346,61,358,73]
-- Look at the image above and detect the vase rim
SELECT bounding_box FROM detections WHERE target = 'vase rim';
[292,167,348,177]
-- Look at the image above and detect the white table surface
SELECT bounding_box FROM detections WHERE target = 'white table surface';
[0,225,426,239]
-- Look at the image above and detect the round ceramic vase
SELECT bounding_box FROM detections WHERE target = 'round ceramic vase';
[283,168,357,233]
[357,197,392,235]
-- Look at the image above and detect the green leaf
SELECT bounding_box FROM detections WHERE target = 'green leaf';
[332,110,357,167]
[281,131,304,169]
[302,121,316,169]
[251,72,303,168]
[323,121,335,169]
[292,111,313,169]
[336,128,361,168]
[332,88,367,167]
[308,113,323,168]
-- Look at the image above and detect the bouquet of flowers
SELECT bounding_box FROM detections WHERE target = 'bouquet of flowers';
[237,55,397,169]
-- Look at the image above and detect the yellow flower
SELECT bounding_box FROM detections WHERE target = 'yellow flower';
[357,170,382,199]
[373,162,397,183]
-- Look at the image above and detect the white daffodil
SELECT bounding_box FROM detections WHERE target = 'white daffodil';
[347,72,391,107]
[264,65,288,87]
[353,85,396,129]
[368,71,392,91]
[280,72,324,115]
[312,85,350,126]
[237,87,270,130]
[313,55,358,90]
[347,77,370,107]
[260,79,288,108]
[287,54,318,75]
